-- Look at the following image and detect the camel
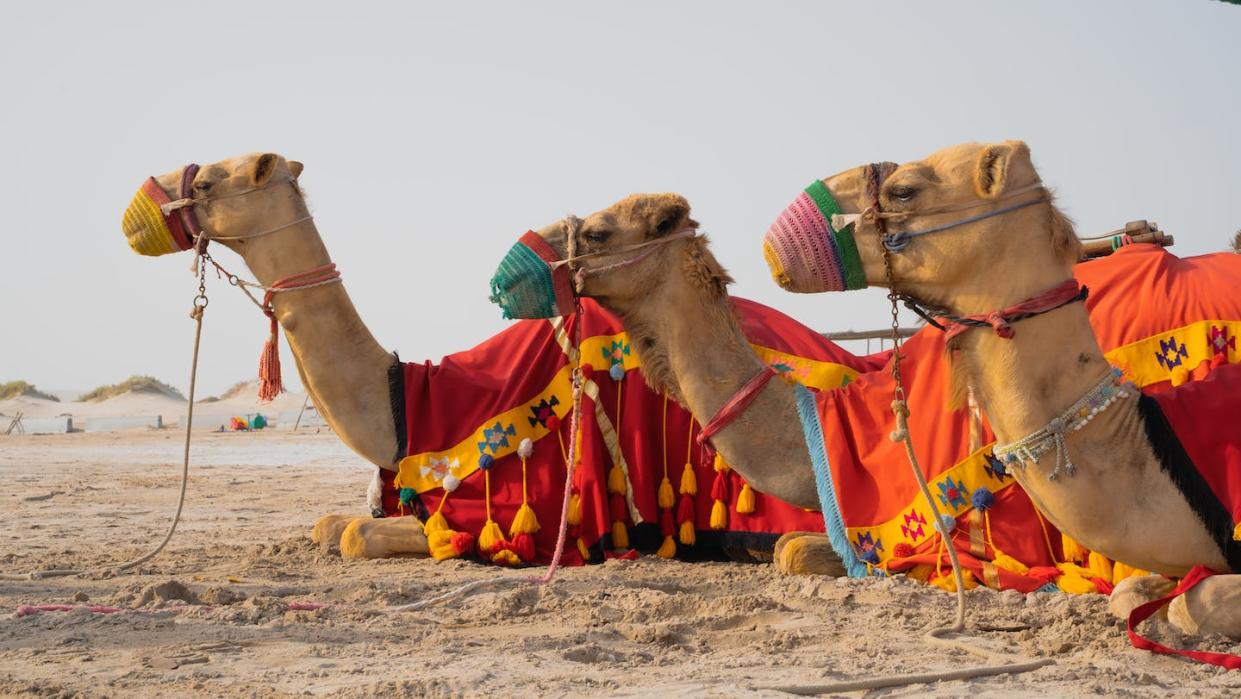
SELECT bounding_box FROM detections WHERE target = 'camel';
[125,153,841,568]
[767,140,1241,637]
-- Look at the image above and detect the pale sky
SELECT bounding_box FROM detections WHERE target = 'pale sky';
[1,1,1238,398]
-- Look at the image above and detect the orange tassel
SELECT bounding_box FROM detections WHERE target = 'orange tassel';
[656,535,676,559]
[678,520,696,546]
[608,463,627,495]
[710,499,727,530]
[567,493,582,526]
[257,316,282,402]
[657,477,675,509]
[576,537,591,561]
[679,462,697,495]
[611,520,629,549]
[735,483,756,514]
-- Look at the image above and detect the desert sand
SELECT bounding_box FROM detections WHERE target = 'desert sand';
[2,428,1241,698]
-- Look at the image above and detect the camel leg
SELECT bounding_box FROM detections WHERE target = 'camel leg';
[1109,574,1176,620]
[339,516,428,559]
[774,532,845,576]
[1167,573,1241,639]
[311,514,364,550]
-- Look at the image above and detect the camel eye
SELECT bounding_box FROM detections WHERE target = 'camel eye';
[888,185,917,202]
[194,180,213,193]
[584,229,611,244]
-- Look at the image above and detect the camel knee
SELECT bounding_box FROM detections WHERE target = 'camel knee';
[311,514,362,549]
[339,516,428,560]
[773,532,821,564]
[1109,574,1176,620]
[1167,574,1241,639]
[775,533,845,577]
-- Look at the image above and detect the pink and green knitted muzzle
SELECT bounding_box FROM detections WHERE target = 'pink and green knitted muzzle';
[763,180,867,293]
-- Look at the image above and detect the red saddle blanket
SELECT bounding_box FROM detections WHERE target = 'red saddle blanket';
[383,245,1241,588]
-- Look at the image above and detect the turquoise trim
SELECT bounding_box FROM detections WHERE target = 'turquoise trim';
[793,384,870,577]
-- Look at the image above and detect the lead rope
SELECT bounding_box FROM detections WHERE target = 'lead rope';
[766,165,1053,695]
[0,257,211,582]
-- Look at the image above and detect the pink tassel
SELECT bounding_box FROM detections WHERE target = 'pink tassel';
[258,316,282,402]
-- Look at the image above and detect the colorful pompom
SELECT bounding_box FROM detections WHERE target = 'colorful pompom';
[478,454,495,471]
[510,532,535,562]
[892,542,914,558]
[442,473,461,492]
[398,487,415,508]
[428,529,473,561]
[546,414,561,432]
[938,513,956,535]
[971,487,995,511]
[609,363,626,381]
[517,438,534,459]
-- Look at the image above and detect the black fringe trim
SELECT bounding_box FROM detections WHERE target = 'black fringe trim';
[1138,394,1241,572]
[387,352,406,465]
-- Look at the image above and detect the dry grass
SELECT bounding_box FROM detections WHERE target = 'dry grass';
[78,375,185,402]
[198,380,255,403]
[0,380,59,402]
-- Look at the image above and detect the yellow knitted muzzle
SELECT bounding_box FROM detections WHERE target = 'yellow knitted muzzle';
[121,177,194,256]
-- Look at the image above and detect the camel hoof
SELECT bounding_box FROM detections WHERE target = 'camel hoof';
[775,532,845,576]
[1167,575,1241,639]
[1109,574,1175,620]
[311,514,362,550]
[339,516,428,560]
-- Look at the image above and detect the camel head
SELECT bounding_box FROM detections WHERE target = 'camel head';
[121,153,309,265]
[491,193,730,320]
[764,140,1081,314]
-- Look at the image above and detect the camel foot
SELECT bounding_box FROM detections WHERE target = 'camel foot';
[339,515,428,560]
[1109,574,1176,621]
[1167,573,1241,639]
[774,532,845,576]
[311,514,363,550]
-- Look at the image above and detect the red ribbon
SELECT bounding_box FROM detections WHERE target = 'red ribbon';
[696,367,777,448]
[1126,565,1241,670]
[940,279,1084,342]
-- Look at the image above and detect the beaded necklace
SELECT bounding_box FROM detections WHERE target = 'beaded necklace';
[993,367,1135,480]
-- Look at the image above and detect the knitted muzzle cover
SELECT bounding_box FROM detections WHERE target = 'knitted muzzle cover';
[489,231,577,319]
[763,180,867,293]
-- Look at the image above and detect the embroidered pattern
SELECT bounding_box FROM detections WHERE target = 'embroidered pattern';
[419,456,459,483]
[1210,325,1236,360]
[937,477,969,509]
[527,396,561,427]
[478,422,517,454]
[854,531,883,563]
[983,452,1010,480]
[603,340,631,366]
[1156,337,1189,370]
[901,510,928,540]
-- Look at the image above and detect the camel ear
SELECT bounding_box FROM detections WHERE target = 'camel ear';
[647,194,692,238]
[973,141,1031,199]
[288,160,304,179]
[252,153,279,186]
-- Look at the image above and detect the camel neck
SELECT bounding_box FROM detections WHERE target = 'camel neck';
[605,246,818,508]
[235,222,399,469]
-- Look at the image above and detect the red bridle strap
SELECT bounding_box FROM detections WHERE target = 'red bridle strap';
[696,367,778,448]
[935,279,1088,342]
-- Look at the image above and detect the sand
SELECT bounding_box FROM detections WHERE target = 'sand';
[2,429,1240,698]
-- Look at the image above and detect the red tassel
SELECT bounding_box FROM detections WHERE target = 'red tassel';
[676,493,695,524]
[659,507,675,537]
[449,531,475,556]
[257,315,282,403]
[510,532,535,562]
[710,470,729,502]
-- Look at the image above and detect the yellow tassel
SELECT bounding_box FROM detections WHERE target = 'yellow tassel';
[679,462,697,495]
[713,452,729,472]
[735,483,756,514]
[509,502,540,537]
[991,551,1029,575]
[576,537,590,561]
[1087,551,1113,582]
[423,509,449,535]
[657,477,675,509]
[1060,533,1087,563]
[905,564,935,583]
[608,464,627,495]
[492,549,522,566]
[710,499,727,530]
[1056,573,1098,595]
[1112,561,1149,585]
[930,569,977,592]
[611,520,629,549]
[1233,522,1241,542]
[478,520,505,555]
[678,520,696,546]
[427,530,463,561]
[656,535,676,559]
[567,493,582,526]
